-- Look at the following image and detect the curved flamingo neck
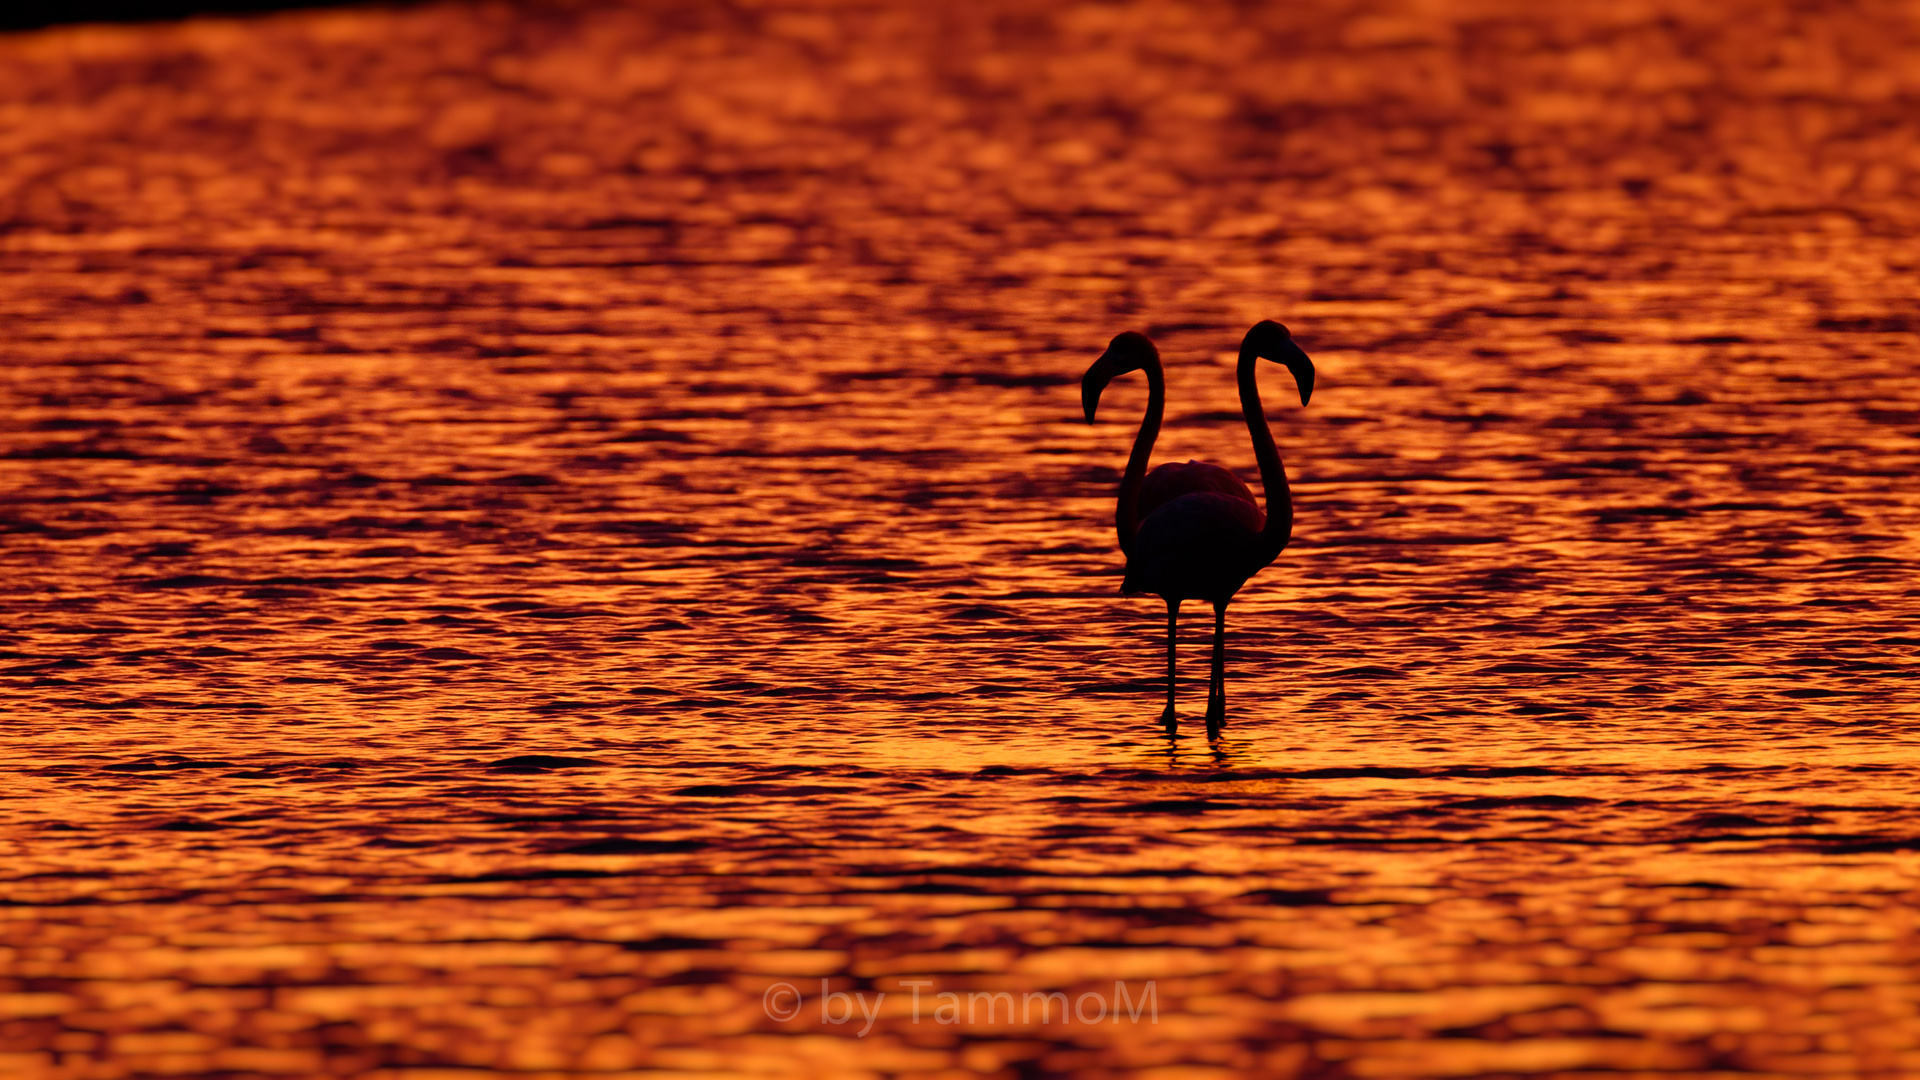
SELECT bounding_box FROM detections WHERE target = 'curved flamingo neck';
[1239,345,1293,560]
[1115,358,1164,557]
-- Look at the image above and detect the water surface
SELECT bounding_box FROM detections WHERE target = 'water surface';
[2,1,1919,1076]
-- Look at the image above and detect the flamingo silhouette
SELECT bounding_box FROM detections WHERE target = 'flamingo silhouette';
[1081,321,1315,738]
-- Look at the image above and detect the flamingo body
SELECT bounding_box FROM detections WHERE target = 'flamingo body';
[1138,460,1260,525]
[1125,491,1267,604]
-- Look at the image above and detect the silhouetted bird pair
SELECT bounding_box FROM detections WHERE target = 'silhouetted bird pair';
[1082,321,1314,739]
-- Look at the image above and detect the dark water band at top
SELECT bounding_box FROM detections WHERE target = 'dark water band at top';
[0,0,370,32]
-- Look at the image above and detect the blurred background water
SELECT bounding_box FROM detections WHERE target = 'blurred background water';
[2,1,1919,1076]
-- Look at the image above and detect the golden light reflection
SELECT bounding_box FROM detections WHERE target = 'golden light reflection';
[1,0,1919,1077]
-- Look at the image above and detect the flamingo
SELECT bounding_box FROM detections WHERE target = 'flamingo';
[1080,321,1315,738]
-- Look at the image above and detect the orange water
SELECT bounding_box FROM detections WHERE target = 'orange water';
[3,1,1919,1076]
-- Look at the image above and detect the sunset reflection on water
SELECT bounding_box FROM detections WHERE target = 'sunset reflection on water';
[2,0,1919,1076]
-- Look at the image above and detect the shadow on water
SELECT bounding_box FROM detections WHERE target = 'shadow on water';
[1148,729,1244,771]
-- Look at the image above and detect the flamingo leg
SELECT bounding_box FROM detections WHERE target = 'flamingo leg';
[1206,601,1227,738]
[1161,599,1179,735]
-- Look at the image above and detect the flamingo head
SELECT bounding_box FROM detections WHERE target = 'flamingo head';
[1081,331,1158,423]
[1243,320,1315,406]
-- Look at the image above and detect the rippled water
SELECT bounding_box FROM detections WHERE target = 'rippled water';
[3,1,1919,1076]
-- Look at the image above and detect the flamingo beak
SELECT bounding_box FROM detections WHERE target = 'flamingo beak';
[1081,353,1117,423]
[1278,339,1315,406]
